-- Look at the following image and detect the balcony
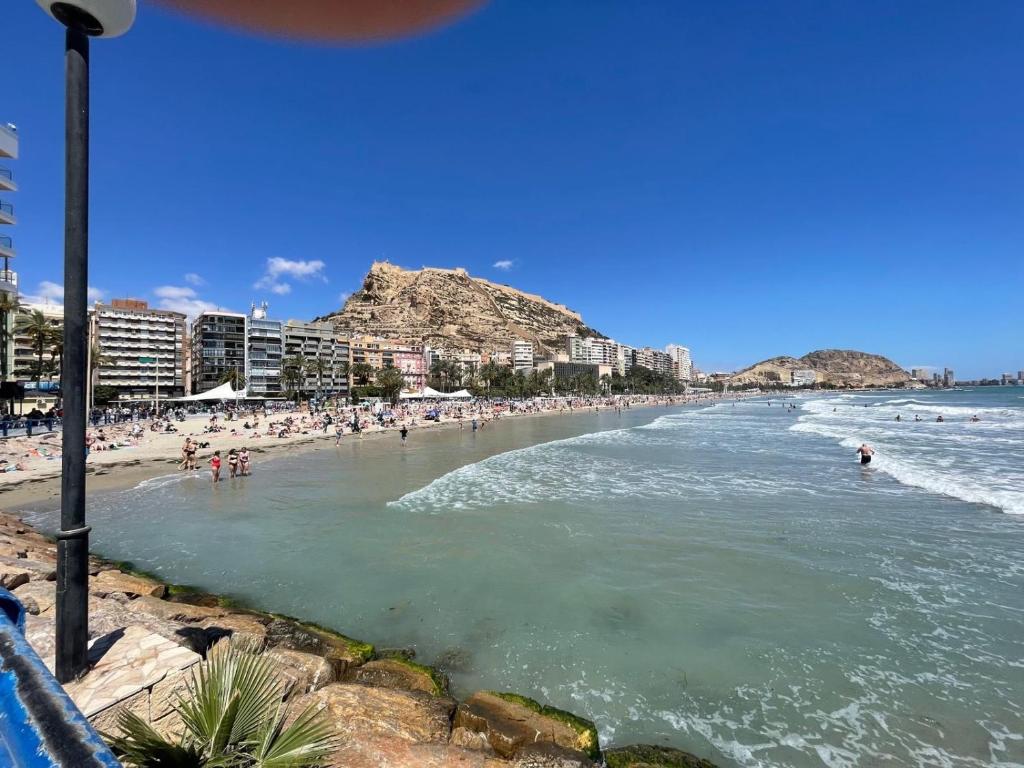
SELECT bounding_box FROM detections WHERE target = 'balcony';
[0,202,13,226]
[0,125,16,160]
[0,269,17,293]
[0,235,12,260]
[0,169,14,193]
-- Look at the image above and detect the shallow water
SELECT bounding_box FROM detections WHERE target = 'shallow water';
[23,392,1024,767]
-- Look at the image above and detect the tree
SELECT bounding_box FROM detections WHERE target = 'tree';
[351,362,374,386]
[106,640,336,768]
[219,367,246,390]
[0,293,20,380]
[375,365,406,404]
[335,360,351,396]
[281,355,307,403]
[428,359,460,392]
[93,385,119,406]
[305,355,328,400]
[14,309,59,386]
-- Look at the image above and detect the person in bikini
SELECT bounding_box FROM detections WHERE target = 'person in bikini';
[238,447,251,476]
[227,448,239,478]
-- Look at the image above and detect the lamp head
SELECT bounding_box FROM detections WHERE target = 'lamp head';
[36,0,136,37]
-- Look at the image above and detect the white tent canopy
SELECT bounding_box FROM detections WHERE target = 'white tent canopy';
[170,382,247,402]
[399,387,473,400]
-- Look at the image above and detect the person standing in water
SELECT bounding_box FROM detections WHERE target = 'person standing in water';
[400,425,409,446]
[209,451,222,482]
[856,444,875,465]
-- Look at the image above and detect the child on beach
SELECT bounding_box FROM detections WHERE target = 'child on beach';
[209,451,222,483]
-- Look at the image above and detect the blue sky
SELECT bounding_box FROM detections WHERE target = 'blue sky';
[5,1,1022,378]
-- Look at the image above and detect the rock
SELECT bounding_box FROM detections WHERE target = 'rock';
[323,740,494,768]
[201,613,269,648]
[265,618,373,673]
[603,745,720,768]
[91,569,167,598]
[451,726,496,754]
[24,613,56,671]
[0,555,56,583]
[378,647,417,661]
[125,595,228,624]
[291,683,455,745]
[513,743,598,767]
[265,648,335,695]
[346,658,449,696]
[453,692,600,761]
[0,568,29,590]
[11,580,56,615]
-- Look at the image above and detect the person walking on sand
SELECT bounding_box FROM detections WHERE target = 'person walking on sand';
[856,444,875,465]
[209,451,222,483]
[335,421,344,445]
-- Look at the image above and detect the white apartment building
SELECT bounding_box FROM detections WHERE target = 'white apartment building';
[247,302,283,398]
[665,344,693,382]
[91,299,187,399]
[283,320,350,397]
[512,340,534,371]
[791,369,817,387]
[0,123,19,383]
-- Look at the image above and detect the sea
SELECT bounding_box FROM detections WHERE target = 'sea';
[22,387,1024,768]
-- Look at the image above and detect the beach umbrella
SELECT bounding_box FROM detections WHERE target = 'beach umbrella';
[151,0,487,42]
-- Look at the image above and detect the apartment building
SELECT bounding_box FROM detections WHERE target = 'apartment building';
[512,340,534,371]
[282,320,350,397]
[0,123,19,382]
[190,311,246,394]
[91,299,186,399]
[247,303,283,398]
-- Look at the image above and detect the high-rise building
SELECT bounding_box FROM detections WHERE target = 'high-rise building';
[512,340,534,371]
[12,302,63,407]
[90,299,186,400]
[190,311,247,394]
[0,123,19,383]
[1001,373,1014,386]
[246,302,283,398]
[665,344,693,382]
[911,368,927,381]
[282,320,350,398]
[1018,370,1024,384]
[943,368,955,387]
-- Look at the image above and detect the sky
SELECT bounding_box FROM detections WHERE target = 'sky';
[4,1,1023,378]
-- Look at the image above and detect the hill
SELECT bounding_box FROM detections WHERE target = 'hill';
[729,349,911,388]
[316,262,605,354]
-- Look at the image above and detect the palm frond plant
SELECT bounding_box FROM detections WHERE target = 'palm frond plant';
[105,640,336,768]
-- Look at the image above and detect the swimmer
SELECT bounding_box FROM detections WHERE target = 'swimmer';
[895,414,901,422]
[970,414,980,423]
[936,415,944,423]
[856,444,874,465]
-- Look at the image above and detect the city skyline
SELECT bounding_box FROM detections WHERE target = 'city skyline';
[4,2,1023,378]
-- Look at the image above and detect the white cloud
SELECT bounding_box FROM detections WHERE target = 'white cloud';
[184,272,205,286]
[493,260,514,271]
[20,280,104,307]
[153,285,220,318]
[254,257,326,296]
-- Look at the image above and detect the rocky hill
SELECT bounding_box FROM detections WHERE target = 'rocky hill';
[317,262,605,353]
[729,349,911,388]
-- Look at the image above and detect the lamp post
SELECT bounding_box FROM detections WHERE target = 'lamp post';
[35,0,135,684]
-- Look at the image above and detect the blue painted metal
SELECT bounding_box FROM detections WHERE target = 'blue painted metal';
[0,588,121,767]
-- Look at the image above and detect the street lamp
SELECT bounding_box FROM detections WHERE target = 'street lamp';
[35,0,135,683]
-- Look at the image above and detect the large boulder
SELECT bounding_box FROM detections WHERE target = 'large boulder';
[512,743,598,767]
[603,745,720,768]
[454,692,600,761]
[201,613,270,648]
[265,648,336,696]
[0,555,56,585]
[11,579,56,615]
[90,596,212,656]
[125,595,229,624]
[346,658,449,696]
[91,569,167,598]
[292,683,455,745]
[265,618,373,674]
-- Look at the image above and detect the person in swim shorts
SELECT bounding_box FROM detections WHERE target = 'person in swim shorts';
[856,444,874,464]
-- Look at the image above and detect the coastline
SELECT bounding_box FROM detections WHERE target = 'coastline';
[0,395,740,512]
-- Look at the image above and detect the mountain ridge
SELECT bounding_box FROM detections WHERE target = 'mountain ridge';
[729,349,911,387]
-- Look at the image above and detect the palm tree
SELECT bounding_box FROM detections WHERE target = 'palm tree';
[88,342,114,412]
[334,360,351,399]
[304,356,327,400]
[14,309,58,386]
[219,367,246,391]
[281,355,306,403]
[350,362,374,387]
[106,640,336,767]
[375,365,406,404]
[0,293,20,380]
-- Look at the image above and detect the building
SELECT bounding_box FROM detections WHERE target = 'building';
[791,369,817,387]
[282,320,350,397]
[1018,370,1024,385]
[392,349,427,391]
[246,303,283,398]
[349,336,385,372]
[190,311,247,394]
[1002,372,1015,386]
[11,302,63,407]
[0,123,19,382]
[90,299,186,400]
[665,344,692,382]
[911,368,927,381]
[512,340,534,371]
[943,368,955,388]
